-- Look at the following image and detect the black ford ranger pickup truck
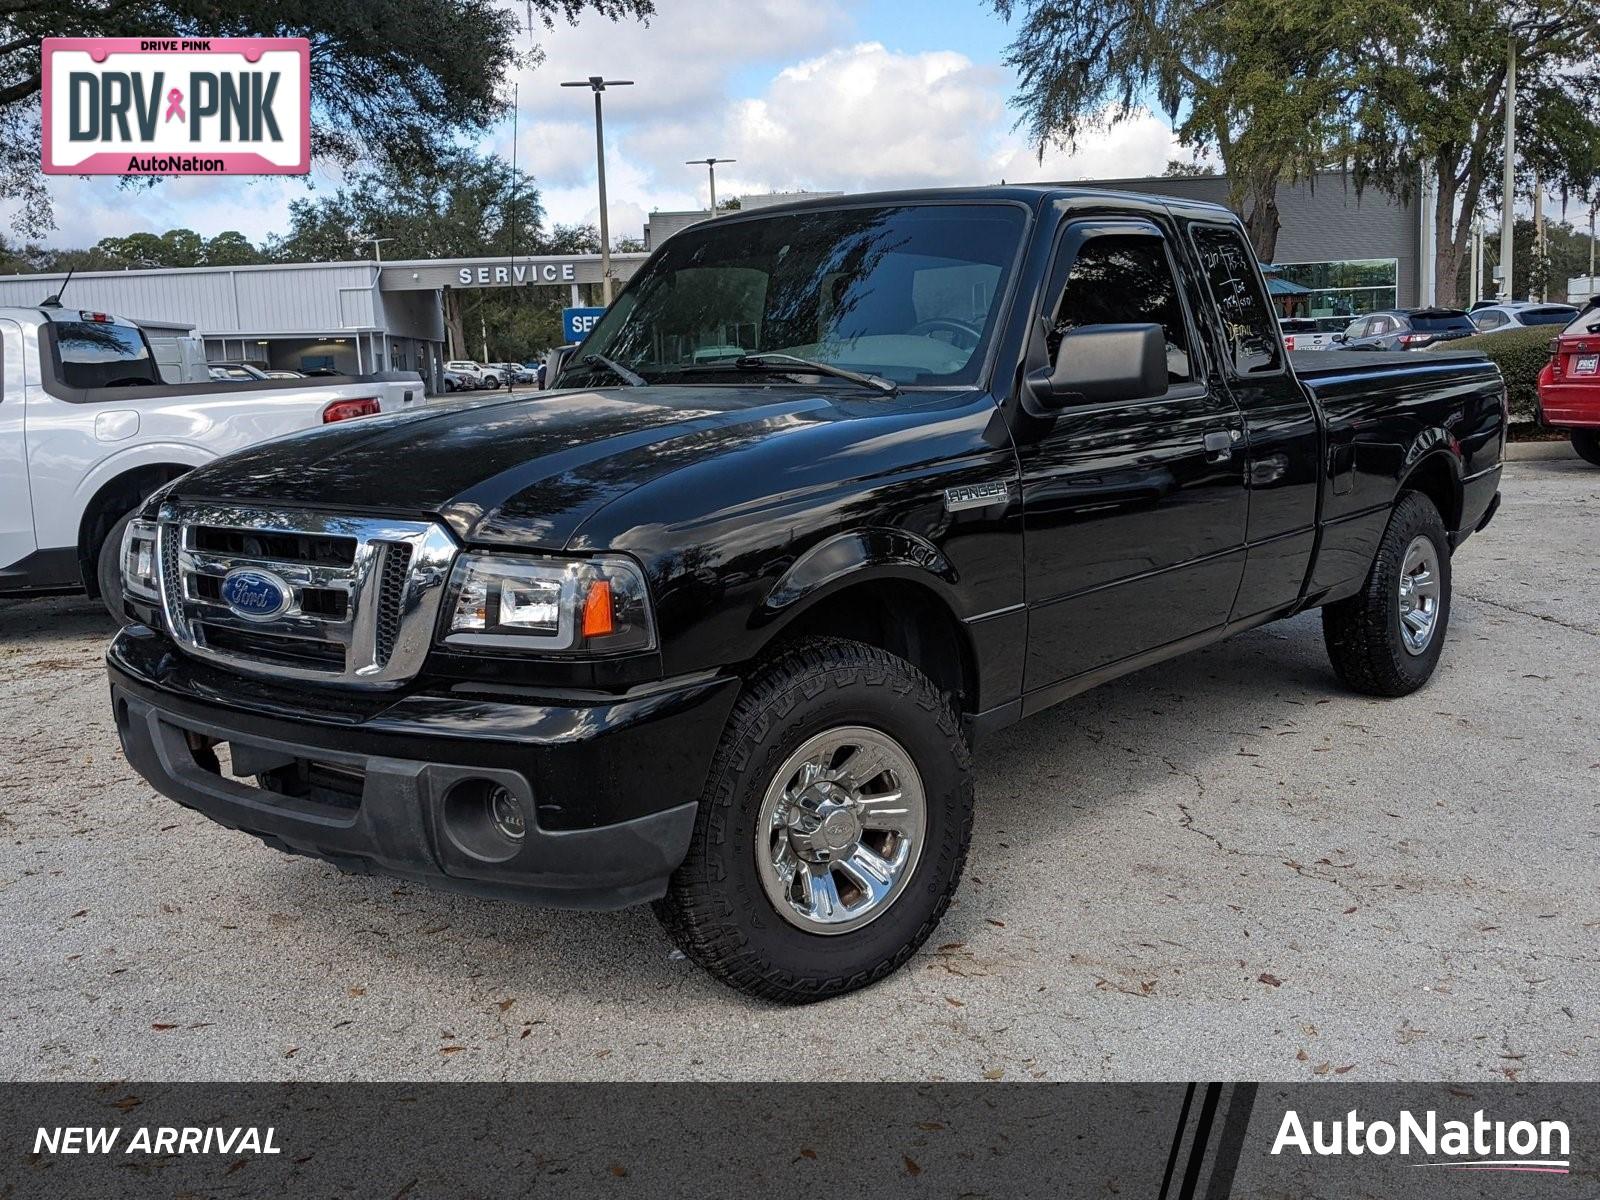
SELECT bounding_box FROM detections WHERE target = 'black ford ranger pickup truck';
[107,187,1505,1002]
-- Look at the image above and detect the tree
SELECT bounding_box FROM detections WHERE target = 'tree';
[992,0,1363,259]
[1349,1,1600,306]
[0,0,653,235]
[91,228,269,268]
[268,149,545,262]
[1163,159,1218,178]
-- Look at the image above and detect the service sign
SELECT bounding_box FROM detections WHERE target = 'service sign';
[42,38,310,176]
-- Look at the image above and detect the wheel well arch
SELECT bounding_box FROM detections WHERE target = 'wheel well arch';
[1397,450,1462,534]
[76,463,191,596]
[758,576,979,714]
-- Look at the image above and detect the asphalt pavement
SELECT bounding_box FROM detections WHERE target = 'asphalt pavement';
[1,455,1595,1082]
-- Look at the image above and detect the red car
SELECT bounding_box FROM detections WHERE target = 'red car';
[1538,301,1600,465]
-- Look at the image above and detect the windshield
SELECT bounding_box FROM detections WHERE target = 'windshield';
[561,203,1028,390]
[54,320,160,388]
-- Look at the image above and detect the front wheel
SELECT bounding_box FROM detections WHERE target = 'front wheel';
[655,638,973,1003]
[1322,491,1452,696]
[1572,429,1600,467]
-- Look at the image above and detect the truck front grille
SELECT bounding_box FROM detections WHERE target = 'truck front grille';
[155,502,458,687]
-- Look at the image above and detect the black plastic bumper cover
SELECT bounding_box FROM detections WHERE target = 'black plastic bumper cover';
[108,629,739,910]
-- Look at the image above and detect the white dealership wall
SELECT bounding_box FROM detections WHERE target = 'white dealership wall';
[0,260,446,381]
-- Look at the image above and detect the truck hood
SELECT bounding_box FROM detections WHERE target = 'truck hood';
[169,386,850,548]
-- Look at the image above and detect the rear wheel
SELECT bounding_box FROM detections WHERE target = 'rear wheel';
[1572,429,1600,467]
[1322,491,1451,696]
[656,638,973,1003]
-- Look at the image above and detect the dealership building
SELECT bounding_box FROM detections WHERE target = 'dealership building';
[0,170,1426,390]
[0,252,647,390]
[1091,169,1430,316]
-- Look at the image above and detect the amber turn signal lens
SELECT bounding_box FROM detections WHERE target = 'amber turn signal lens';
[582,579,614,638]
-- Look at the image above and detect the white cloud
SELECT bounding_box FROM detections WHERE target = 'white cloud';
[522,40,1182,239]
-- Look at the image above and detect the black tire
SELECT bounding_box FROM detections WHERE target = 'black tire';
[1321,491,1451,696]
[655,638,974,1003]
[1572,429,1600,467]
[96,508,136,625]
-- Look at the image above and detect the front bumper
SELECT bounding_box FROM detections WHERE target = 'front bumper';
[108,626,739,910]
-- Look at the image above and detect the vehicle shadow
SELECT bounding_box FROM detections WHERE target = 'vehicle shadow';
[0,594,117,641]
[221,612,1349,1009]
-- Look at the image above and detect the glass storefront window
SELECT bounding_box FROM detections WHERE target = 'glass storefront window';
[1265,258,1398,319]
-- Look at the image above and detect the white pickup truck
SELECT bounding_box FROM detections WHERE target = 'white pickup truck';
[0,305,426,618]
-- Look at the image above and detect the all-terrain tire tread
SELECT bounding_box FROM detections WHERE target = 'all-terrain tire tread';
[1321,491,1449,697]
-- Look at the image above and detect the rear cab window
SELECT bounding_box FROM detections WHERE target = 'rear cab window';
[52,316,162,388]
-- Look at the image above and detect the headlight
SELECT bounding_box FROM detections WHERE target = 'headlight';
[121,519,161,603]
[442,553,655,654]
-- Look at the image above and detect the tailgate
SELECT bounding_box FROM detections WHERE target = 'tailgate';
[1555,333,1600,380]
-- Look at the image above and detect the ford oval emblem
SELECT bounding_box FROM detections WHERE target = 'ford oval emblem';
[219,568,292,621]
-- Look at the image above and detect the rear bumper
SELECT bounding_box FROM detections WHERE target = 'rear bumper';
[108,626,739,910]
[1537,371,1600,428]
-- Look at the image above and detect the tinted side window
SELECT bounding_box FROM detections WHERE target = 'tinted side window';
[1051,234,1192,382]
[1191,225,1280,374]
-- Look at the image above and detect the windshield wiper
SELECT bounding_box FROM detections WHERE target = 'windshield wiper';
[734,353,898,396]
[582,353,646,387]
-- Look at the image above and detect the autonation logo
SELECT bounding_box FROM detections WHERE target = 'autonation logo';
[1272,1108,1571,1174]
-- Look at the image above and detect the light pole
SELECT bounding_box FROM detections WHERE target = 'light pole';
[562,75,633,305]
[1499,35,1516,301]
[686,157,736,213]
[366,236,393,264]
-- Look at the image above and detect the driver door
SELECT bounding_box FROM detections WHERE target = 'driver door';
[1014,220,1249,701]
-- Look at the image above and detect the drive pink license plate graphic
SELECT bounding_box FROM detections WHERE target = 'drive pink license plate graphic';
[42,38,309,176]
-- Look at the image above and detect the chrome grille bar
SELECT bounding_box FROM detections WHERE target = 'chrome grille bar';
[155,501,459,687]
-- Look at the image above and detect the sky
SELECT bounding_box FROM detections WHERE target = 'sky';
[11,0,1190,251]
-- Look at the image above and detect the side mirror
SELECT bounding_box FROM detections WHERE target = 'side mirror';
[1331,332,1347,344]
[1027,323,1168,409]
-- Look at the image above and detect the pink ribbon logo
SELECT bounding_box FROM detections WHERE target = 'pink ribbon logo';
[164,88,185,123]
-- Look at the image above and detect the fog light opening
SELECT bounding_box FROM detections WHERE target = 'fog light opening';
[488,785,526,841]
[441,778,529,863]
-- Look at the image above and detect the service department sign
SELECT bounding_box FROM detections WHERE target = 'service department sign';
[42,37,309,176]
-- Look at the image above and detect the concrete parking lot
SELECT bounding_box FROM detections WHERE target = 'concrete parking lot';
[1,457,1595,1083]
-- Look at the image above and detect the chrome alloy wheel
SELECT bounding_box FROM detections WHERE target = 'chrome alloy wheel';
[755,726,927,935]
[1397,534,1442,655]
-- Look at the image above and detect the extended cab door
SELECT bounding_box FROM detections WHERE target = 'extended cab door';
[0,318,34,574]
[1185,222,1322,621]
[1015,219,1249,700]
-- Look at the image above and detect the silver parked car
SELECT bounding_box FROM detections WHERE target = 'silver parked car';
[1469,302,1580,335]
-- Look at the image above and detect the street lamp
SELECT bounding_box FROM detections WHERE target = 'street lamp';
[562,75,633,305]
[686,157,736,213]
